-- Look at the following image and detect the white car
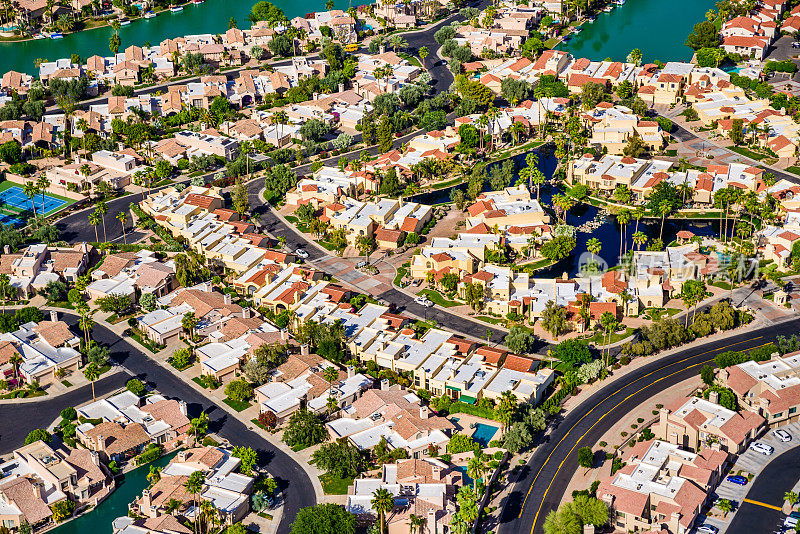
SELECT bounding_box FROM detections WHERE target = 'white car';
[414,296,433,307]
[786,516,798,529]
[749,441,774,455]
[295,248,309,259]
[773,429,792,442]
[697,525,719,534]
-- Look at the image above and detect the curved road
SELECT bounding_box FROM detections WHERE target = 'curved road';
[0,312,315,534]
[498,317,800,534]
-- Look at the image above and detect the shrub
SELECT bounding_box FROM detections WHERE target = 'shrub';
[225,379,253,403]
[577,447,593,468]
[447,433,478,454]
[257,410,277,429]
[126,378,146,396]
[60,407,77,421]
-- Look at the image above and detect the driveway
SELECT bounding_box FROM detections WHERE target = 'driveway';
[705,423,800,534]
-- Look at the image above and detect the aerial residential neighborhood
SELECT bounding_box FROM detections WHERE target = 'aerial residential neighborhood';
[7,0,800,534]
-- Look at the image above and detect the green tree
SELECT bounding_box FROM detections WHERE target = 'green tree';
[224,379,253,403]
[730,118,745,145]
[283,409,326,448]
[127,378,146,396]
[505,325,536,354]
[25,428,51,445]
[577,447,593,468]
[686,20,720,50]
[541,300,567,340]
[311,439,365,479]
[372,488,395,534]
[290,504,355,534]
[232,446,258,476]
[568,495,609,527]
[83,363,100,401]
[543,507,580,534]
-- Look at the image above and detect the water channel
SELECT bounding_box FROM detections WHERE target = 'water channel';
[558,0,717,64]
[49,453,176,534]
[0,0,366,75]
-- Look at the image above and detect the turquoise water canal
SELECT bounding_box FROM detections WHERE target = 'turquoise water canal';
[558,0,716,64]
[0,0,364,75]
[49,453,175,534]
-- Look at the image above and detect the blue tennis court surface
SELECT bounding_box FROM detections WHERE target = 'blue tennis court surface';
[0,186,66,216]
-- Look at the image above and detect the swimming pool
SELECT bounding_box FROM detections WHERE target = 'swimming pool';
[471,423,499,447]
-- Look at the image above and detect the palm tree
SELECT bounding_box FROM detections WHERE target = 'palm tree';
[9,353,22,386]
[323,366,338,396]
[83,363,100,401]
[88,210,101,243]
[76,117,89,155]
[632,231,647,251]
[586,237,601,265]
[409,514,426,534]
[389,34,407,52]
[184,471,205,534]
[617,208,632,258]
[658,200,672,241]
[418,46,429,69]
[147,465,162,486]
[23,181,38,220]
[96,201,108,242]
[785,491,798,508]
[271,110,289,144]
[0,273,9,315]
[165,498,182,516]
[78,309,94,349]
[371,488,395,534]
[466,456,485,492]
[117,211,128,244]
[37,175,49,215]
[633,205,645,234]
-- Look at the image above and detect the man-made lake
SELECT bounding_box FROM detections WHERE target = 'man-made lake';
[49,453,175,534]
[558,0,716,64]
[0,0,364,75]
[412,149,723,276]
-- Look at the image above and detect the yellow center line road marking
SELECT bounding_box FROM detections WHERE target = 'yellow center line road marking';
[743,498,782,511]
[521,337,768,533]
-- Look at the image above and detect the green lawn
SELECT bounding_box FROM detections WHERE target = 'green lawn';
[223,398,252,412]
[544,37,559,48]
[61,380,72,387]
[583,327,637,346]
[729,146,767,161]
[475,315,504,325]
[394,263,410,286]
[319,473,354,495]
[419,289,460,308]
[431,177,464,190]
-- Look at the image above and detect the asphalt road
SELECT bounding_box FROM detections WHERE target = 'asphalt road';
[0,371,129,452]
[1,313,315,534]
[726,444,800,534]
[498,317,800,534]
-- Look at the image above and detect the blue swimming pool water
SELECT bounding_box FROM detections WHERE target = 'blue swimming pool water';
[0,186,67,216]
[471,423,499,447]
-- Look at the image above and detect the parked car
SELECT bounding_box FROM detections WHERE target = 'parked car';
[785,516,798,529]
[697,524,719,534]
[295,248,309,259]
[726,475,748,485]
[414,296,433,307]
[749,441,774,455]
[773,428,792,442]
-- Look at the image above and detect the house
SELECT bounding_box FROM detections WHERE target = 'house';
[718,351,800,425]
[197,322,285,383]
[656,396,764,453]
[255,354,372,422]
[346,458,458,534]
[465,185,550,230]
[132,446,253,524]
[327,384,455,457]
[0,316,81,386]
[86,250,176,302]
[597,439,727,534]
[0,440,113,531]
[76,391,190,462]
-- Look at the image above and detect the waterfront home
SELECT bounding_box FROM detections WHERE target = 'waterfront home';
[133,446,253,523]
[0,440,113,531]
[465,184,550,230]
[346,458,459,534]
[76,391,191,462]
[581,103,666,155]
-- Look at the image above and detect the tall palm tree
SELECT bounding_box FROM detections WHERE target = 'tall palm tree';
[658,200,672,242]
[78,309,94,349]
[88,210,101,243]
[36,175,49,216]
[466,456,485,492]
[165,498,182,516]
[76,117,89,155]
[0,273,9,315]
[323,366,338,396]
[22,181,38,220]
[632,231,647,251]
[371,488,395,534]
[586,237,601,265]
[96,201,108,242]
[271,111,288,145]
[184,471,205,534]
[617,208,632,258]
[117,211,128,244]
[409,514,426,534]
[83,363,100,401]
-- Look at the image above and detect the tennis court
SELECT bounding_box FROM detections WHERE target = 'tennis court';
[0,186,66,216]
